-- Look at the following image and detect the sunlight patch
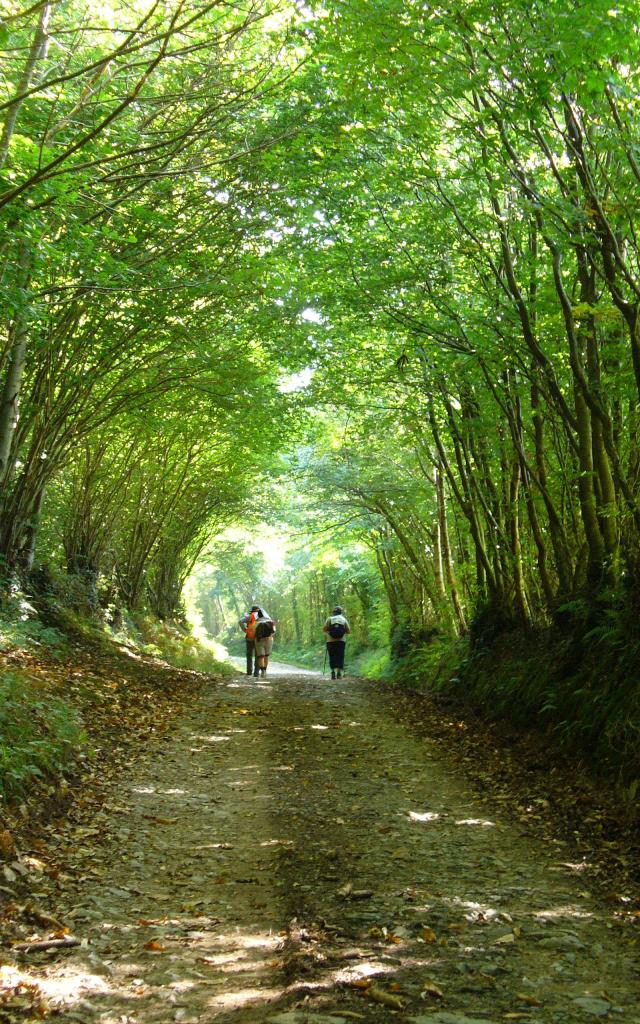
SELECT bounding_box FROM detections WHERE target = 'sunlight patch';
[534,905,594,920]
[408,811,440,822]
[1,965,112,1002]
[208,985,285,1009]
[334,960,396,985]
[552,861,591,873]
[455,818,495,827]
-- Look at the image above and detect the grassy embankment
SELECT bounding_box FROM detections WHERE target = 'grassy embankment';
[0,598,233,811]
[392,606,640,802]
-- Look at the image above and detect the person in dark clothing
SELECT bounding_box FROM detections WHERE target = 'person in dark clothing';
[239,605,260,675]
[323,606,351,679]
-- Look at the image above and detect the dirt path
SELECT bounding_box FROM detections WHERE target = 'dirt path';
[3,666,639,1023]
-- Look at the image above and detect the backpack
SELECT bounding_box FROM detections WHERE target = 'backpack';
[328,619,346,639]
[255,619,275,639]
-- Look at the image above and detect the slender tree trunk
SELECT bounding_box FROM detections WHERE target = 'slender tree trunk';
[436,463,467,631]
[507,457,530,626]
[0,243,32,487]
[0,3,51,169]
[291,585,302,645]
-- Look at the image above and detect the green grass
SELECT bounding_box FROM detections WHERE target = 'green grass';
[389,620,640,791]
[0,672,86,803]
[345,646,391,679]
[389,635,468,692]
[127,615,236,677]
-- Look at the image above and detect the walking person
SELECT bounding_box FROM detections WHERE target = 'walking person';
[239,605,260,676]
[253,608,276,677]
[323,606,350,679]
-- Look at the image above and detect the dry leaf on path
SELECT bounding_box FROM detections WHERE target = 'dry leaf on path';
[421,980,444,999]
[367,986,405,1009]
[516,993,542,1006]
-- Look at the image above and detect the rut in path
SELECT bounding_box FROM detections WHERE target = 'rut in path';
[5,665,639,1024]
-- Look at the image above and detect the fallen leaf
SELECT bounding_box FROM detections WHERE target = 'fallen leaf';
[143,940,167,951]
[421,981,444,999]
[516,993,542,1007]
[421,926,437,943]
[494,932,516,944]
[368,986,405,1009]
[0,829,16,858]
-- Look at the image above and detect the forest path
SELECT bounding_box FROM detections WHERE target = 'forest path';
[5,666,639,1024]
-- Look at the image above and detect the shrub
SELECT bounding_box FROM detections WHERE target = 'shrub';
[0,673,86,802]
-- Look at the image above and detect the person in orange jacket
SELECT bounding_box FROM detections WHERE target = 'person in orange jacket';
[239,605,260,675]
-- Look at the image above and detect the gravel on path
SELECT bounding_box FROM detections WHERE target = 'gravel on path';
[2,665,638,1023]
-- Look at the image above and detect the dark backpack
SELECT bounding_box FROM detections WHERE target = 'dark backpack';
[255,619,275,639]
[328,619,346,639]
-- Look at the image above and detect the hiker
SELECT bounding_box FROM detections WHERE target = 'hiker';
[323,606,350,679]
[239,604,260,675]
[253,608,276,678]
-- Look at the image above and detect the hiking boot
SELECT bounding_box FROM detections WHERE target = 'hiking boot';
[337,671,342,679]
[331,670,336,679]
[253,669,259,677]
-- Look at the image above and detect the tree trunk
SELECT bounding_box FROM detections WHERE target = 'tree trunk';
[0,243,32,487]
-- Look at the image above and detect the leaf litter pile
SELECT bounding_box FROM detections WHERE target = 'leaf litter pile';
[1,655,639,1024]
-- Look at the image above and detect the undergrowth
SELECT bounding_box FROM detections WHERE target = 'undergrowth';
[0,595,234,808]
[0,597,68,656]
[396,612,640,797]
[0,672,85,803]
[127,615,235,676]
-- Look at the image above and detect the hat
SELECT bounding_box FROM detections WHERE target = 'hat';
[250,605,260,612]
[332,606,343,615]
